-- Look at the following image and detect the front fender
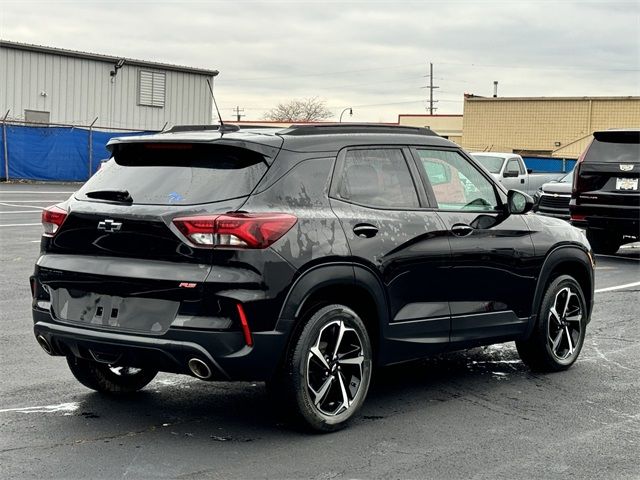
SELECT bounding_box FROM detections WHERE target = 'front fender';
[525,245,595,339]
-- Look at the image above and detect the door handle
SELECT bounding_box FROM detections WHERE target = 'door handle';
[520,178,525,184]
[451,223,474,237]
[353,223,379,238]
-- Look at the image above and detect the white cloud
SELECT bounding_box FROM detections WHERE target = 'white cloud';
[1,0,638,122]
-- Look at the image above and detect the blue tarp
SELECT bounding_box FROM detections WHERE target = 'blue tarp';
[523,156,576,173]
[0,124,152,181]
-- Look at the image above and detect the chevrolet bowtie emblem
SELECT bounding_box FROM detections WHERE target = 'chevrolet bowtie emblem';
[620,164,634,172]
[97,219,122,232]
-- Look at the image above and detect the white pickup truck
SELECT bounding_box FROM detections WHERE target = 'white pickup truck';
[470,152,565,197]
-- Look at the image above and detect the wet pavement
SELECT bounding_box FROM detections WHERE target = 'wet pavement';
[1,183,639,479]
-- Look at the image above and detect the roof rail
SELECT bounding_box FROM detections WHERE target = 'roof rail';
[279,123,438,136]
[165,124,240,133]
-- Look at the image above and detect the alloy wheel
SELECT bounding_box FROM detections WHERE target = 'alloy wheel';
[547,287,583,361]
[306,319,365,416]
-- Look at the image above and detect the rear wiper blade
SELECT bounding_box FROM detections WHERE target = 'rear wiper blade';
[85,189,133,203]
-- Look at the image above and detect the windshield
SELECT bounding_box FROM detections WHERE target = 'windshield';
[76,143,268,206]
[560,170,574,183]
[472,155,504,173]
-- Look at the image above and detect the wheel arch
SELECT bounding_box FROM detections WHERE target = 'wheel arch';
[275,262,389,365]
[525,245,594,339]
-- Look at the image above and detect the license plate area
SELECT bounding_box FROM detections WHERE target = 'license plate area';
[50,288,179,335]
[616,177,638,191]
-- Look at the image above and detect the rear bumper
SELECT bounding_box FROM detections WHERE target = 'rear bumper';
[33,311,288,381]
[570,203,640,236]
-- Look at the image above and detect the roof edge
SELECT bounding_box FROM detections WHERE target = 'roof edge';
[464,95,640,102]
[0,40,219,76]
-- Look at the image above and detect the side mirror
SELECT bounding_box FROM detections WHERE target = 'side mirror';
[507,189,534,214]
[503,169,519,178]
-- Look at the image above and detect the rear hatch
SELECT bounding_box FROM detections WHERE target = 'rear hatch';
[574,130,640,213]
[36,137,280,334]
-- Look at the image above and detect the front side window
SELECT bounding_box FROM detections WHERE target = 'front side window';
[417,149,499,211]
[334,148,419,208]
[506,158,523,175]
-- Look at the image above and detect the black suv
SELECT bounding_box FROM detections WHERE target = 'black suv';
[31,124,594,431]
[570,129,639,254]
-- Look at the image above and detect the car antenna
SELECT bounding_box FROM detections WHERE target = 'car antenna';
[206,78,226,133]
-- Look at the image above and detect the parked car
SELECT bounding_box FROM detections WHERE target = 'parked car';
[570,129,640,254]
[471,152,565,197]
[31,124,594,431]
[533,169,574,220]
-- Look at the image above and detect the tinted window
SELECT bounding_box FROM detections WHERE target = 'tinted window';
[585,132,640,163]
[335,149,419,208]
[417,149,499,211]
[472,155,504,173]
[76,143,267,206]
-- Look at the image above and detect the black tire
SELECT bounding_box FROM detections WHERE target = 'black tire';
[66,356,158,394]
[271,304,373,432]
[516,275,587,372]
[586,229,620,255]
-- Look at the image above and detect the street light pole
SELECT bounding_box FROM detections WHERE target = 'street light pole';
[339,107,353,122]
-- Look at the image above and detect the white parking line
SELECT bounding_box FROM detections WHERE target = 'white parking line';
[595,281,640,293]
[596,254,640,262]
[0,402,80,414]
[0,210,44,214]
[0,223,42,227]
[0,203,45,209]
[0,200,64,203]
[0,191,75,194]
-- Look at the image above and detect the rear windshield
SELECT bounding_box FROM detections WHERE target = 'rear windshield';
[472,155,504,173]
[585,132,640,163]
[76,143,268,205]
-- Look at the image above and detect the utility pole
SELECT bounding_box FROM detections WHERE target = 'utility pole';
[234,106,245,122]
[422,62,439,115]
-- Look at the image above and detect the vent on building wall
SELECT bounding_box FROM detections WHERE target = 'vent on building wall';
[24,109,50,124]
[138,70,166,108]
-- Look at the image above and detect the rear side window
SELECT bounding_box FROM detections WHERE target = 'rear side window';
[76,143,268,205]
[585,132,640,163]
[333,148,419,208]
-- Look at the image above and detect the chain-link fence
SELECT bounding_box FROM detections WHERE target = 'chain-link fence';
[0,118,156,182]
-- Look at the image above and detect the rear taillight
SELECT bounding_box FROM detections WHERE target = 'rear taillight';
[41,205,68,237]
[573,138,593,194]
[172,213,297,249]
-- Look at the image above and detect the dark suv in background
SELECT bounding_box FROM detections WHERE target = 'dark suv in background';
[31,124,594,431]
[571,129,639,254]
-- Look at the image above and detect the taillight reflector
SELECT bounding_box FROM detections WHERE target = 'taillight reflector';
[236,303,253,347]
[41,205,68,237]
[571,214,586,221]
[173,213,297,249]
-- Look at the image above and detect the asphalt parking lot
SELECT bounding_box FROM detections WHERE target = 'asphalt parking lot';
[1,183,639,480]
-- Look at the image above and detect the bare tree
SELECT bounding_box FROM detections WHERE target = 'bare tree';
[264,97,333,122]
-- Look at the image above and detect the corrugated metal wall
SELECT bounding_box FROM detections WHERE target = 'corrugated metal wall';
[0,47,213,130]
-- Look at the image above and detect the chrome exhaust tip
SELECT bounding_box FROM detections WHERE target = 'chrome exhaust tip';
[187,358,212,380]
[36,335,54,355]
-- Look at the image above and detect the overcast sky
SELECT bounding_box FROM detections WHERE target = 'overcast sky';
[1,0,638,122]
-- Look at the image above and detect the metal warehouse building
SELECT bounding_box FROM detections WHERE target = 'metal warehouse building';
[0,40,218,130]
[460,95,640,158]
